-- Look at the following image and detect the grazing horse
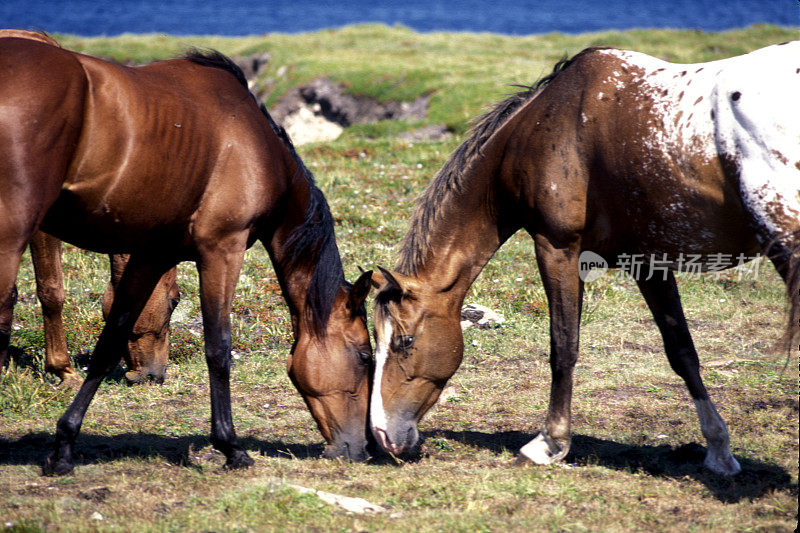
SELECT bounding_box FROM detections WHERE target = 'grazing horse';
[0,31,181,388]
[369,43,799,476]
[0,36,373,474]
[29,233,179,387]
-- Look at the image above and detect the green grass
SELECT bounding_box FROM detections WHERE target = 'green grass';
[2,24,798,532]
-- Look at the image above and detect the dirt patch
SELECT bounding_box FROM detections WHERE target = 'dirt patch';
[78,487,112,503]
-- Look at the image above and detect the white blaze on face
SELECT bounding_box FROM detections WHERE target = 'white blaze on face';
[369,314,393,445]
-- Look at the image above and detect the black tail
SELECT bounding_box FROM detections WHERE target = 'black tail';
[784,243,800,351]
[767,231,800,353]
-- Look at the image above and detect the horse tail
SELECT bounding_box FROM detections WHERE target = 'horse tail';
[768,230,800,353]
[784,239,800,351]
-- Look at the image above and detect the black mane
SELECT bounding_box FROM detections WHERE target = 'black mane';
[184,49,249,89]
[186,48,344,336]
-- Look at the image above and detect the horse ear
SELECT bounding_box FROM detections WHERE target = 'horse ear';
[373,266,419,301]
[348,269,373,313]
[375,265,402,291]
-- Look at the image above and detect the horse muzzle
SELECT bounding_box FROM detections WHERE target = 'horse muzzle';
[371,418,419,457]
[124,365,167,385]
[322,430,370,462]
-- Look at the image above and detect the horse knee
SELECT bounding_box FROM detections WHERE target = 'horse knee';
[37,281,65,316]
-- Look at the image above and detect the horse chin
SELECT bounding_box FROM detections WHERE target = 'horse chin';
[322,434,370,462]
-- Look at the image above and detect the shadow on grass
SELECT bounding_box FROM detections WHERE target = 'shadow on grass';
[2,429,793,504]
[0,432,325,471]
[424,429,798,504]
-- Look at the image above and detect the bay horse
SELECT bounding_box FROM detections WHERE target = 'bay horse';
[0,31,180,388]
[369,42,800,476]
[0,35,373,474]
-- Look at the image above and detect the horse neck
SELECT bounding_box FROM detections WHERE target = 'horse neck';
[401,151,516,309]
[264,162,344,338]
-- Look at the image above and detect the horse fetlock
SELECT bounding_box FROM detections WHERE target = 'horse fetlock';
[704,447,741,476]
[57,371,84,391]
[223,449,255,470]
[42,447,74,476]
[517,430,570,466]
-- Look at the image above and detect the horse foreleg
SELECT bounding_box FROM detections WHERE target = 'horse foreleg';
[518,238,583,466]
[197,239,253,470]
[42,254,174,476]
[636,272,740,476]
[30,232,83,389]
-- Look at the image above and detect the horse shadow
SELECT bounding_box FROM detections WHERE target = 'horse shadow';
[0,432,325,472]
[1,429,793,504]
[422,429,798,503]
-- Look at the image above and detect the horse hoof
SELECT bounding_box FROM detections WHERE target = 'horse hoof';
[518,431,570,465]
[223,451,255,470]
[42,454,75,476]
[704,450,741,476]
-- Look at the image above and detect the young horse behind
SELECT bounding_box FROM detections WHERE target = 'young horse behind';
[0,36,373,474]
[369,42,799,475]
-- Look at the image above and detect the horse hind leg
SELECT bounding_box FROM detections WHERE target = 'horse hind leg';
[636,272,741,476]
[0,284,18,373]
[30,231,83,389]
[0,232,35,375]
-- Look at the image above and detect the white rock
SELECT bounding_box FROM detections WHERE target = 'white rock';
[460,303,505,330]
[283,105,343,145]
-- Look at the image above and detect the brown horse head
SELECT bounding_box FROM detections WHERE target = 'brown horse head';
[102,259,180,385]
[287,270,374,461]
[369,267,463,455]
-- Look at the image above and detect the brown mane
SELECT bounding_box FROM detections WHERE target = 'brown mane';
[396,50,599,275]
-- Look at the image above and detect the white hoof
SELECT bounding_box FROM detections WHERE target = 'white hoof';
[518,432,568,465]
[704,449,741,476]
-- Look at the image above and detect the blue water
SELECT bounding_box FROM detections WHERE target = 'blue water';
[1,0,798,37]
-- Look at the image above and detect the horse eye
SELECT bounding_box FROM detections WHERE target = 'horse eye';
[392,335,415,352]
[357,350,372,364]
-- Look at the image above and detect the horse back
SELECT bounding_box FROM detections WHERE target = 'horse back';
[506,45,800,257]
[42,53,289,253]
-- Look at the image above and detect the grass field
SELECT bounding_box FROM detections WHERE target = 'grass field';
[1,24,798,532]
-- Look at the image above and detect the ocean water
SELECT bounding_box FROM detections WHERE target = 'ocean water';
[1,0,798,37]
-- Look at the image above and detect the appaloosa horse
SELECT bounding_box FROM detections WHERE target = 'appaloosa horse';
[0,35,373,474]
[0,31,180,388]
[369,42,799,475]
